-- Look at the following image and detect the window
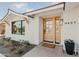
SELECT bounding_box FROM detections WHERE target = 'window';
[12,20,25,35]
[46,20,53,32]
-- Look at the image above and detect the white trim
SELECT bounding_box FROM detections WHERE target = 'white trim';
[2,9,28,22]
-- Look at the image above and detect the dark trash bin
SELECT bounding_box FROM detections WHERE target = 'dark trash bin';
[64,39,75,55]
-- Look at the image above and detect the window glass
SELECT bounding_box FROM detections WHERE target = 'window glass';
[22,21,25,35]
[12,20,25,35]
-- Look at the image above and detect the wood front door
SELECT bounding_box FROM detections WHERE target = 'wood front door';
[43,16,61,44]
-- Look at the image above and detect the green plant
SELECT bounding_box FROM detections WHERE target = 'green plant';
[0,39,4,45]
[9,40,22,52]
[10,40,19,46]
[23,41,31,45]
[3,40,13,47]
[10,46,16,51]
[26,41,31,45]
[13,46,24,54]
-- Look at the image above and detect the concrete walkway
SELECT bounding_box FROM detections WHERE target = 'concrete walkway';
[23,45,79,57]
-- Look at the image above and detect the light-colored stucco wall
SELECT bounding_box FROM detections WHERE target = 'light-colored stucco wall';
[28,16,40,45]
[62,3,79,51]
[5,13,40,45]
[5,12,29,42]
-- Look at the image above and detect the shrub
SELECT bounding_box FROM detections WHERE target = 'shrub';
[3,40,12,47]
[22,41,31,45]
[0,39,4,45]
[10,46,16,51]
[10,40,19,46]
[0,39,35,55]
[13,46,24,54]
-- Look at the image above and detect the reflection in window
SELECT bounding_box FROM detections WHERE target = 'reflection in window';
[46,20,53,32]
[46,20,53,25]
[22,21,25,35]
[12,20,25,35]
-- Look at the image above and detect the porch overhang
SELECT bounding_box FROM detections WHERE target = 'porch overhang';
[24,2,65,15]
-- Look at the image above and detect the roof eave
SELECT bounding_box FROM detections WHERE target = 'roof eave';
[24,2,65,15]
[1,9,28,22]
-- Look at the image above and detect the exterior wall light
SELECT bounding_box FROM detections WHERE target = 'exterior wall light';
[60,19,63,25]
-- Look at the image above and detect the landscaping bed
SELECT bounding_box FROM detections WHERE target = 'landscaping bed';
[0,38,36,57]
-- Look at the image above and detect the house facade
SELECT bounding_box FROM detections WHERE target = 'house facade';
[1,2,79,51]
[0,22,5,36]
